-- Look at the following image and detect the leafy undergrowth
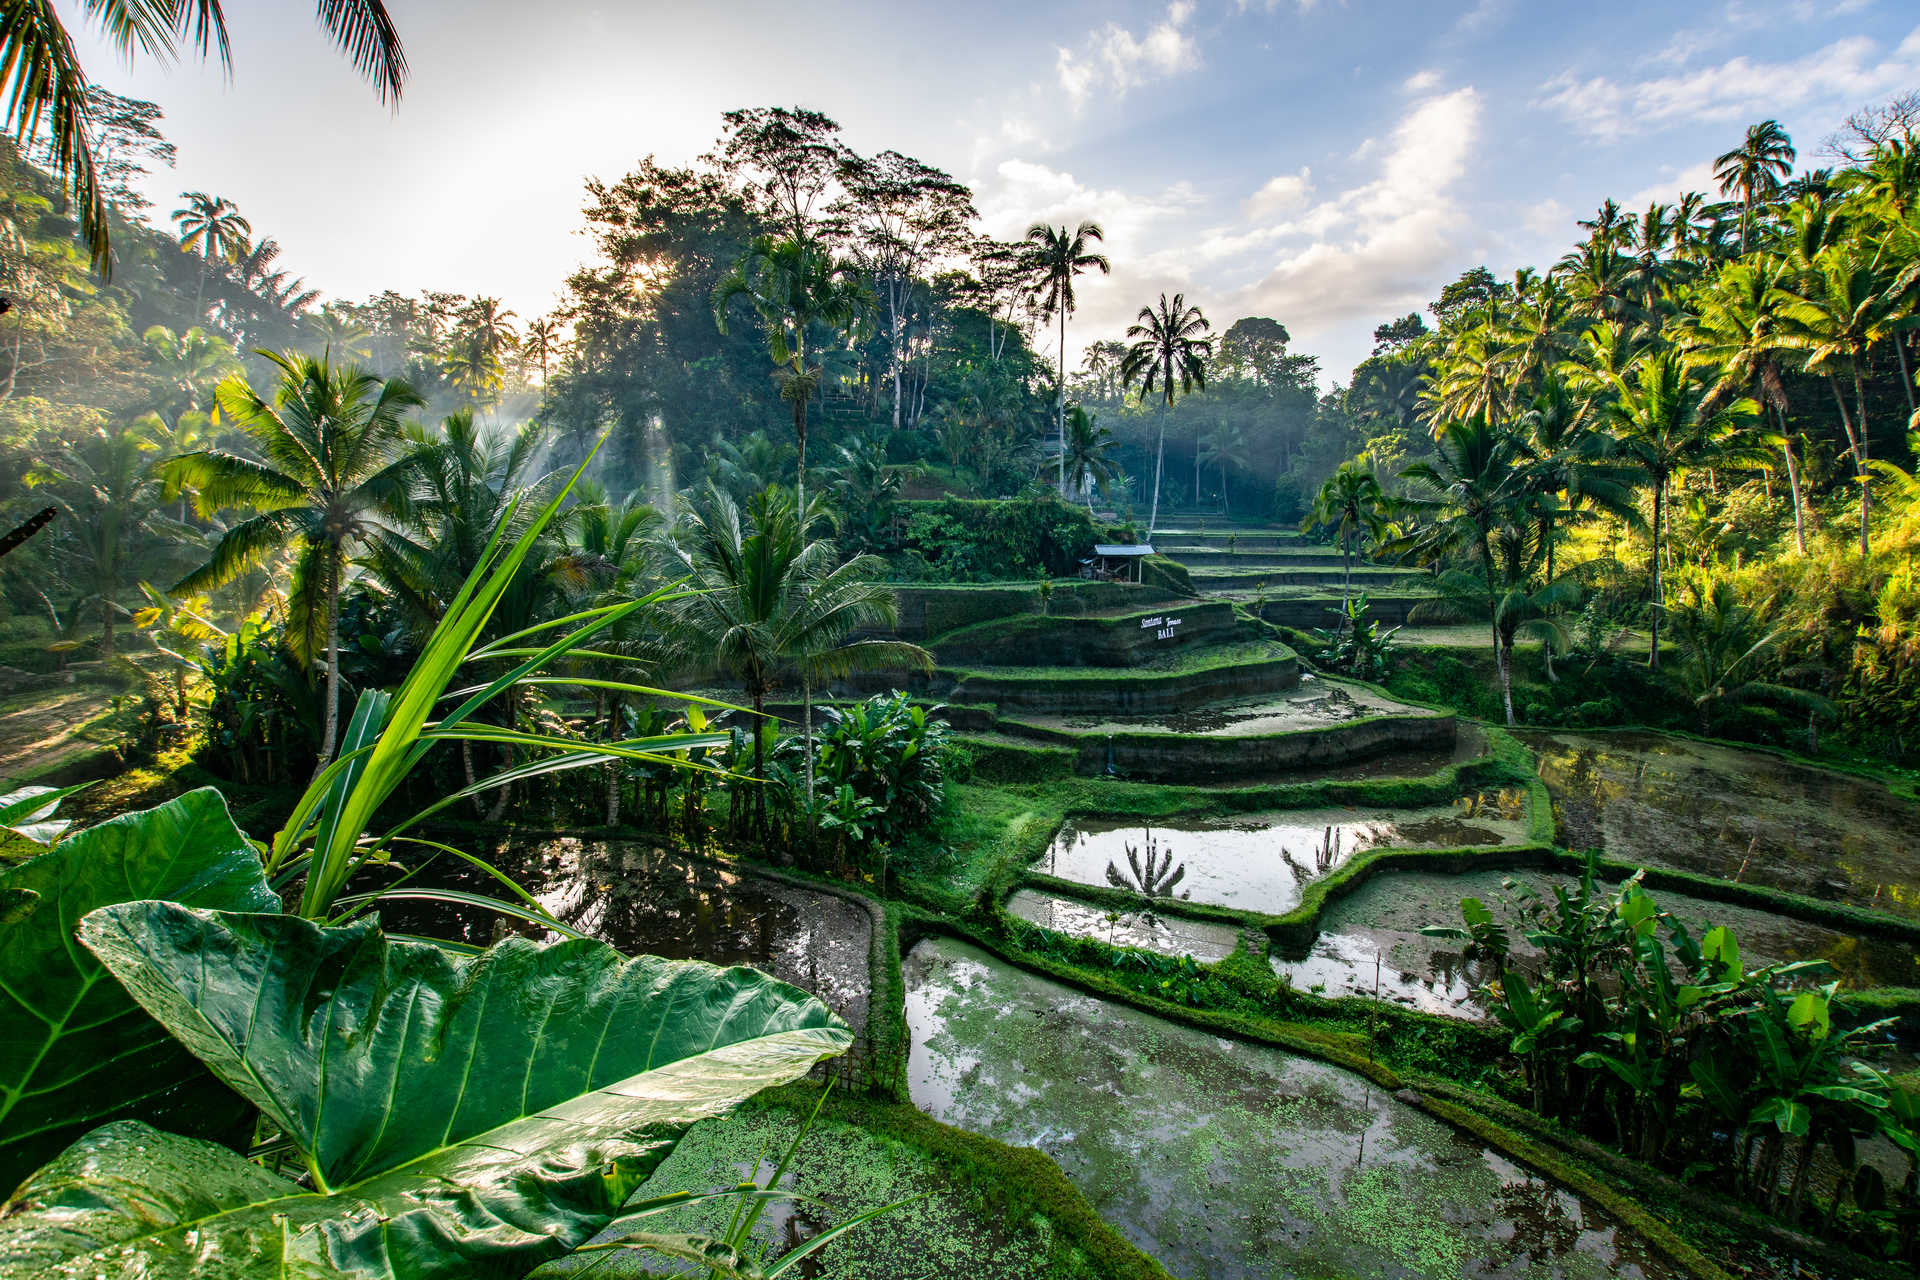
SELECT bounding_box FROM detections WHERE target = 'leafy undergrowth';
[545,1084,1170,1280]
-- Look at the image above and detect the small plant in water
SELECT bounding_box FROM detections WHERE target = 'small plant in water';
[1106,829,1189,900]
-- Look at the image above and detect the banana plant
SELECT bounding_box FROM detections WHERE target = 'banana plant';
[0,902,852,1280]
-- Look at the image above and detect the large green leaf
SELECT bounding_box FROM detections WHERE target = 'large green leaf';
[0,904,850,1279]
[0,789,277,1187]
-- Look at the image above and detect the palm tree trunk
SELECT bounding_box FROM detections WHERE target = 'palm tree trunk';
[1148,402,1168,536]
[1056,313,1067,495]
[1777,406,1806,555]
[1897,334,1917,422]
[314,548,342,780]
[793,387,809,517]
[1649,477,1665,672]
[802,676,816,841]
[604,693,622,826]
[1852,361,1873,559]
[1340,531,1353,633]
[1827,371,1869,558]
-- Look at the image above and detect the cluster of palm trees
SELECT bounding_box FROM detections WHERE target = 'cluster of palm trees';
[48,348,924,836]
[1329,119,1920,729]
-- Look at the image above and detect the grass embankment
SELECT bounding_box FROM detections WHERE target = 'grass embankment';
[568,1080,1176,1280]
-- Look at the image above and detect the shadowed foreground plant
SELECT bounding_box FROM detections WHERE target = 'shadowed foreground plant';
[0,900,851,1280]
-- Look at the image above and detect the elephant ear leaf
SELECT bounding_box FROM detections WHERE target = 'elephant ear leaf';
[0,789,277,1187]
[0,903,851,1280]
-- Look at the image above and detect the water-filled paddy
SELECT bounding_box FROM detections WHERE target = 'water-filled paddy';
[1019,674,1444,736]
[1524,730,1920,916]
[1271,867,1918,1016]
[1004,887,1243,960]
[1041,800,1528,914]
[376,838,872,1032]
[903,937,1682,1280]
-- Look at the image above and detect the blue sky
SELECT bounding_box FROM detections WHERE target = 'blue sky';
[77,0,1920,385]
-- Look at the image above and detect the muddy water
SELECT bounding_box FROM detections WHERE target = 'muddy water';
[1272,867,1919,1017]
[373,838,872,1033]
[1004,888,1243,961]
[1042,802,1529,914]
[904,938,1683,1280]
[1026,674,1443,736]
[1522,730,1920,917]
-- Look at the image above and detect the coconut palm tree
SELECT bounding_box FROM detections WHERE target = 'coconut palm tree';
[1714,120,1796,253]
[1061,405,1121,513]
[1600,352,1760,670]
[5,1,406,274]
[1198,421,1250,513]
[172,193,251,320]
[666,483,928,835]
[522,316,563,381]
[1385,416,1549,726]
[1665,577,1832,735]
[1120,292,1212,536]
[1777,245,1904,558]
[1024,221,1110,493]
[1304,459,1392,627]
[32,426,191,660]
[162,352,425,773]
[1677,256,1808,552]
[713,234,874,515]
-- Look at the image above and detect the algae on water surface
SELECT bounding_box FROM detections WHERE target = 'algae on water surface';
[904,937,1683,1280]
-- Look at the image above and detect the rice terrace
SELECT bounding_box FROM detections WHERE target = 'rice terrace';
[3,2,1920,1277]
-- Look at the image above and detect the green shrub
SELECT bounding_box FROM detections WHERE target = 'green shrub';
[880,498,1096,582]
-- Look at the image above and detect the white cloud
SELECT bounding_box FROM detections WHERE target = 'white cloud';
[1521,197,1570,237]
[1056,2,1202,109]
[1245,167,1314,219]
[1621,159,1719,210]
[1537,23,1920,140]
[1403,68,1442,94]
[1222,86,1484,372]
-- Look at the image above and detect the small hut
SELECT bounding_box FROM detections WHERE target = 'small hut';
[1086,543,1154,583]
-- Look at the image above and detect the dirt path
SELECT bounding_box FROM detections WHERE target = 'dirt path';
[0,683,120,782]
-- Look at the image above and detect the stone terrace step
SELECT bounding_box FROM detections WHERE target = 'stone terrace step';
[934,600,1241,668]
[1162,547,1352,569]
[1189,565,1427,590]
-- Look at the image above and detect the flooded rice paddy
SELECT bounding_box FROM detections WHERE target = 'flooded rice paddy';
[1523,730,1920,917]
[1041,801,1529,914]
[1003,887,1243,961]
[904,937,1683,1280]
[377,838,872,1033]
[1020,675,1444,737]
[1270,867,1918,1017]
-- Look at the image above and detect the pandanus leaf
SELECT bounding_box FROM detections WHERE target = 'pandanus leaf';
[0,903,850,1279]
[0,790,277,1188]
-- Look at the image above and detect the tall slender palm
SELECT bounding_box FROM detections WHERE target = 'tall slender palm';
[5,0,406,274]
[1714,120,1796,253]
[1600,352,1759,670]
[172,193,251,320]
[714,235,874,515]
[1199,421,1251,513]
[1120,292,1212,535]
[163,352,425,772]
[666,484,928,835]
[1304,459,1391,627]
[523,316,562,381]
[1024,221,1110,493]
[1776,245,1901,558]
[34,426,189,659]
[1061,405,1121,513]
[1678,257,1808,552]
[1385,417,1543,726]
